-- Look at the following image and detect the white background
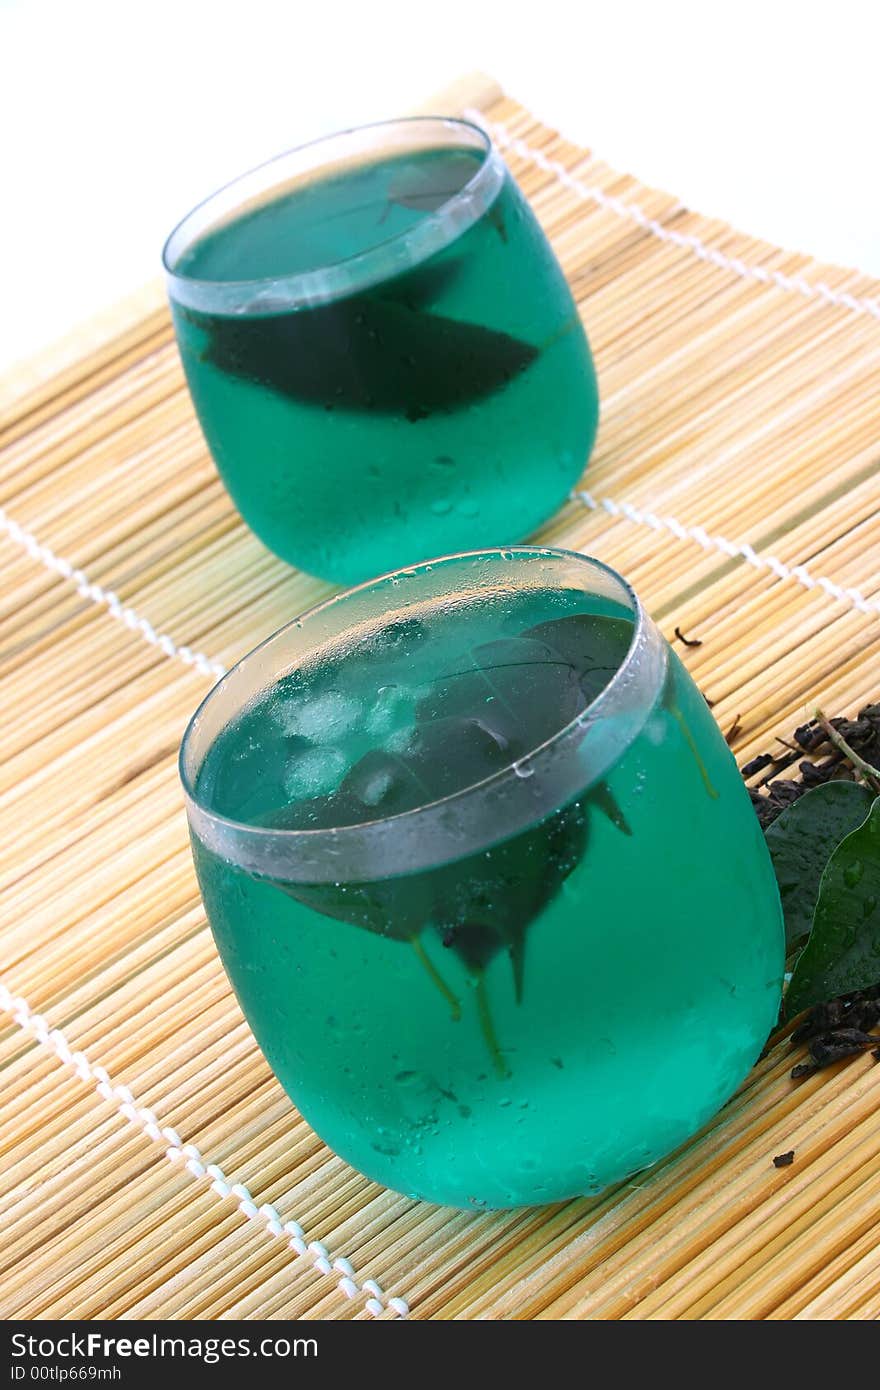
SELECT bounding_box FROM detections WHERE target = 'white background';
[2,0,878,376]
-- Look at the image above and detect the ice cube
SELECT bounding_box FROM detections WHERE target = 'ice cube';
[385,726,415,754]
[282,746,347,801]
[342,750,406,812]
[340,749,424,819]
[357,767,397,807]
[275,689,361,744]
[365,683,414,738]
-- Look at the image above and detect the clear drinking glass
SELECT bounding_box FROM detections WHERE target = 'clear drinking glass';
[163,119,598,584]
[180,547,784,1210]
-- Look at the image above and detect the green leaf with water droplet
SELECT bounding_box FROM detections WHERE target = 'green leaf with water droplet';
[786,795,880,1015]
[765,781,875,951]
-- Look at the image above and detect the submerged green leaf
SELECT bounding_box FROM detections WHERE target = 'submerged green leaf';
[786,795,880,1014]
[183,283,538,420]
[586,780,632,836]
[274,797,589,977]
[765,781,875,952]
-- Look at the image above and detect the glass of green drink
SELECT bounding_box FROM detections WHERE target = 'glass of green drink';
[181,548,784,1210]
[163,119,598,584]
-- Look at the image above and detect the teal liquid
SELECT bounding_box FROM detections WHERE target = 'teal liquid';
[170,147,598,583]
[192,591,784,1209]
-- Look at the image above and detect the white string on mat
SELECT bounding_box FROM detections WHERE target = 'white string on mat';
[573,490,880,615]
[3,488,877,700]
[0,505,227,682]
[0,980,409,1319]
[466,110,880,325]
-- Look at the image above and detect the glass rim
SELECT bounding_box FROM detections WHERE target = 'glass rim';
[179,547,667,883]
[162,115,503,315]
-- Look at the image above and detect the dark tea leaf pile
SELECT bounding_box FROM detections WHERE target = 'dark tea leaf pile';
[788,995,880,1078]
[746,704,880,827]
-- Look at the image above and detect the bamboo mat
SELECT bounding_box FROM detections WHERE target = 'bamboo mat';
[2,74,880,1322]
